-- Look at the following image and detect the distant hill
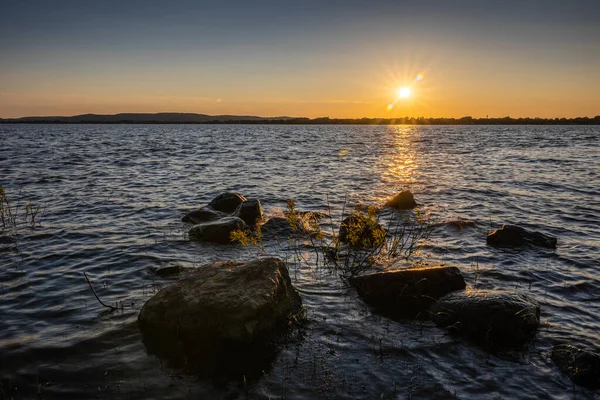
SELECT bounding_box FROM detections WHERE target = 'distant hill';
[1,113,599,125]
[0,112,293,123]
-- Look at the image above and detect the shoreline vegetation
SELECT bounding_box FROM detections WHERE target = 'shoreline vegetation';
[1,113,600,125]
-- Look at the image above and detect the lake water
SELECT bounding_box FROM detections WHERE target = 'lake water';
[0,124,599,399]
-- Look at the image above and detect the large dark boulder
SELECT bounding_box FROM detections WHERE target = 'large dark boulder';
[348,266,466,319]
[182,207,228,224]
[486,225,557,249]
[385,190,417,210]
[431,290,540,350]
[138,258,303,376]
[138,258,301,343]
[552,344,600,388]
[339,213,385,248]
[260,217,298,238]
[234,198,263,226]
[207,192,247,214]
[189,216,246,243]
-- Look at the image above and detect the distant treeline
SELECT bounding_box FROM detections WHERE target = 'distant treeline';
[1,115,599,125]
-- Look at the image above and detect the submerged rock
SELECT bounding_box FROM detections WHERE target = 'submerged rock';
[349,266,466,319]
[431,290,540,350]
[552,344,600,388]
[386,190,417,210]
[138,258,302,343]
[207,192,247,214]
[138,258,303,376]
[486,225,557,249]
[182,207,228,224]
[189,216,246,243]
[234,198,263,226]
[260,217,298,237]
[152,264,191,278]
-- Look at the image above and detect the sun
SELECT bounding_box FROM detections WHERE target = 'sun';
[397,87,411,98]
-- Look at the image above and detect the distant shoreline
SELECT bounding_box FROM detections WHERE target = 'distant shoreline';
[1,113,599,125]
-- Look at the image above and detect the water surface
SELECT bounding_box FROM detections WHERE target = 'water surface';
[0,124,599,399]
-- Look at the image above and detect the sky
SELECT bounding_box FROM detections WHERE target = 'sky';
[1,0,599,119]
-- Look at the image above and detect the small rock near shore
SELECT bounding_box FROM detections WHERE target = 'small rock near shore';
[189,216,246,243]
[385,190,417,210]
[349,266,466,319]
[431,289,540,350]
[552,344,600,388]
[486,225,557,249]
[207,192,247,214]
[182,207,228,224]
[234,198,264,225]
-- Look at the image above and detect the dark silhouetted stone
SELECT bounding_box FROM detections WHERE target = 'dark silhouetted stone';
[189,217,246,243]
[207,192,247,214]
[552,344,600,388]
[386,190,417,210]
[234,198,263,225]
[182,207,228,224]
[139,258,302,343]
[349,266,466,319]
[486,225,557,249]
[431,290,540,350]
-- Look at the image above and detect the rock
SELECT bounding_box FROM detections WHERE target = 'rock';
[207,192,246,214]
[182,207,228,224]
[138,258,303,377]
[260,217,297,237]
[152,264,190,278]
[431,290,540,350]
[138,258,302,344]
[386,190,417,210]
[349,266,466,319]
[552,344,600,388]
[486,225,557,249]
[339,213,385,248]
[189,217,246,243]
[234,198,263,225]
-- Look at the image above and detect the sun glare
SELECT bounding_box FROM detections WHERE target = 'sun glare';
[397,87,411,98]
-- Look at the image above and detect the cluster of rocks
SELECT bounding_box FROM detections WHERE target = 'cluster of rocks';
[137,190,594,387]
[183,192,263,243]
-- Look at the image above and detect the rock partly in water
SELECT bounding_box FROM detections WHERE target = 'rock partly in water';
[552,344,600,389]
[234,198,264,226]
[138,258,303,376]
[486,225,557,249]
[260,217,297,238]
[138,258,302,343]
[207,192,247,214]
[339,213,385,248]
[431,289,540,350]
[348,266,466,319]
[385,190,417,210]
[189,216,246,243]
[182,207,228,224]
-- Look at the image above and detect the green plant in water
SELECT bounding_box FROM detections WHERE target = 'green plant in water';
[0,184,42,230]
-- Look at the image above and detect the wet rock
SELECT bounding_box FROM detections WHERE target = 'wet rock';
[339,214,385,248]
[386,190,417,210]
[207,192,247,214]
[234,198,263,226]
[552,344,600,388]
[486,225,557,249]
[189,216,246,243]
[431,290,540,350]
[152,264,190,278]
[348,266,466,319]
[260,217,297,237]
[138,257,302,344]
[182,207,228,224]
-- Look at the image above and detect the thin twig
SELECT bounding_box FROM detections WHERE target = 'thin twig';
[83,272,117,311]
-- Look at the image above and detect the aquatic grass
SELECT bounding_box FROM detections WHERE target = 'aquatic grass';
[231,197,433,279]
[0,184,44,231]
